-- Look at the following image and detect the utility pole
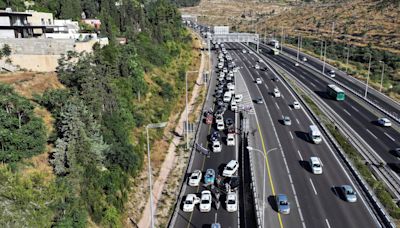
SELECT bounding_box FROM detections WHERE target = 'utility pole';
[345,46,350,73]
[364,53,372,98]
[296,34,300,60]
[379,61,385,92]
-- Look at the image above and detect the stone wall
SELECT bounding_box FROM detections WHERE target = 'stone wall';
[0,38,74,55]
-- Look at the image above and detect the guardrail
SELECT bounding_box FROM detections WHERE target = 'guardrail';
[259,42,400,124]
[258,51,396,227]
[241,112,262,228]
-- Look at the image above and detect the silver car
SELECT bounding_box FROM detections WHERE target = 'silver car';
[276,194,290,214]
[340,185,357,202]
[283,116,292,126]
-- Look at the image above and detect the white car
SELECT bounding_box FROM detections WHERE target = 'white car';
[233,67,238,73]
[309,156,323,174]
[225,192,238,212]
[256,78,262,84]
[217,122,225,131]
[294,62,299,67]
[199,190,212,212]
[212,140,222,152]
[227,83,235,91]
[188,170,202,186]
[219,72,225,79]
[215,115,224,124]
[231,101,237,111]
[377,117,392,127]
[228,71,234,77]
[328,70,336,77]
[293,101,301,109]
[242,49,247,53]
[255,64,260,70]
[223,160,239,177]
[302,57,308,62]
[273,88,281,97]
[227,133,235,146]
[234,94,243,103]
[218,62,223,69]
[183,194,200,212]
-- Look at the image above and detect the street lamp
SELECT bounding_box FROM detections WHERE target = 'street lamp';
[146,122,168,228]
[364,53,372,98]
[379,60,385,92]
[247,146,278,228]
[344,46,350,73]
[185,70,199,149]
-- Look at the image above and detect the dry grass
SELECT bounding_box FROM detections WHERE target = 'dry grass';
[124,32,203,226]
[0,72,64,98]
[34,107,55,137]
[20,148,54,183]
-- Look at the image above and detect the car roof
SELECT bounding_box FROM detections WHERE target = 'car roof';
[227,160,238,166]
[202,190,211,194]
[227,192,236,199]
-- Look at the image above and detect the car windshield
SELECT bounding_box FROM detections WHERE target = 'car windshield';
[347,190,354,195]
[313,164,321,168]
[191,174,198,179]
[280,200,288,205]
[228,199,235,204]
[185,199,193,204]
[202,199,210,204]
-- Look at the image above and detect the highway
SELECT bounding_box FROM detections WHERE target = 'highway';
[227,42,381,228]
[256,43,400,172]
[276,44,400,121]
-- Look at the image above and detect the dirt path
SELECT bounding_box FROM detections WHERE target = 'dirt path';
[137,39,206,228]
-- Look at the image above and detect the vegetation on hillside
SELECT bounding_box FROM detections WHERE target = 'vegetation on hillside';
[0,84,46,162]
[0,0,194,227]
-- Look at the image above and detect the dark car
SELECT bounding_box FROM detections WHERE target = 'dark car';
[216,99,224,107]
[225,118,234,127]
[210,131,220,142]
[393,148,400,158]
[254,98,264,104]
[215,92,223,98]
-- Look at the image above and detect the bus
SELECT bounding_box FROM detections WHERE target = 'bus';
[326,84,345,101]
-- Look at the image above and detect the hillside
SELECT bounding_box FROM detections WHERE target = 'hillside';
[181,0,399,52]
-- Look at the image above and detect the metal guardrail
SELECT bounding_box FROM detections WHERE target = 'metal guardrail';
[242,112,262,228]
[260,42,400,124]
[261,55,396,228]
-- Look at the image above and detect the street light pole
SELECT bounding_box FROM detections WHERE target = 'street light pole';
[297,34,300,60]
[146,122,168,228]
[247,146,278,228]
[345,46,350,73]
[379,61,385,92]
[364,53,372,98]
[320,41,324,60]
[322,41,327,74]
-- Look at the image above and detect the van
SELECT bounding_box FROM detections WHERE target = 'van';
[309,156,323,174]
[234,94,243,102]
[218,62,224,69]
[223,91,232,102]
[227,83,235,91]
[309,125,322,144]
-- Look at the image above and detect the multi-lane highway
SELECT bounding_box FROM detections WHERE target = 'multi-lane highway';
[169,32,384,227]
[256,43,400,173]
[276,44,400,120]
[170,44,255,228]
[227,42,380,228]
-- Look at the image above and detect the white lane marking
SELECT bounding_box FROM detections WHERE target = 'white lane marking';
[296,118,300,125]
[343,109,352,116]
[234,47,306,228]
[384,132,396,142]
[275,102,280,110]
[325,219,331,228]
[297,150,303,161]
[350,105,360,112]
[366,129,378,139]
[289,131,294,140]
[310,82,317,88]
[309,178,318,195]
[264,83,269,90]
